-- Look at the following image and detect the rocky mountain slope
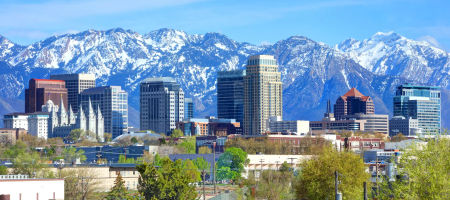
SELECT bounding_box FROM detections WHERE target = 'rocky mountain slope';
[0,28,448,128]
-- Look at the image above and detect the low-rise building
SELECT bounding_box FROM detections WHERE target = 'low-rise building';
[177,117,240,136]
[0,128,27,145]
[389,116,421,137]
[3,113,29,130]
[344,113,389,134]
[267,116,309,135]
[0,175,64,200]
[196,136,227,153]
[310,119,366,132]
[244,154,313,178]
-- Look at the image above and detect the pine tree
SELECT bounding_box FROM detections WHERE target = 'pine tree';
[106,173,129,200]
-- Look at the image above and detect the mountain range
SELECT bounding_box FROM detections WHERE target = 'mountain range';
[0,28,448,129]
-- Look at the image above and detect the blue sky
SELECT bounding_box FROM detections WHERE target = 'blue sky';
[1,0,449,50]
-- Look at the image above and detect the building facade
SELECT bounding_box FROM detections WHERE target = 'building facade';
[140,77,184,135]
[334,88,374,120]
[244,55,282,135]
[393,84,441,135]
[344,113,389,134]
[27,112,49,139]
[217,70,245,124]
[25,79,68,113]
[389,116,421,137]
[50,73,96,113]
[176,117,241,136]
[184,98,194,120]
[80,86,128,138]
[3,113,29,130]
[267,116,310,135]
[0,128,27,145]
[0,177,64,200]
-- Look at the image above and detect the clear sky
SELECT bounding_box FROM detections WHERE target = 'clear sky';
[1,0,449,50]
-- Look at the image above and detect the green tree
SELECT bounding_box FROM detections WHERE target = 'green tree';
[170,129,184,138]
[178,137,196,154]
[63,147,86,164]
[0,165,8,175]
[198,146,212,154]
[256,170,295,200]
[106,173,129,200]
[118,155,136,164]
[62,168,100,200]
[378,138,450,199]
[294,146,369,200]
[136,157,197,200]
[104,133,112,142]
[12,151,47,178]
[67,129,84,142]
[217,147,249,182]
[131,137,138,144]
[194,157,211,171]
[279,161,291,173]
[182,159,201,182]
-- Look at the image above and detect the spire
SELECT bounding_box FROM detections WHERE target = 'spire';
[96,104,102,118]
[59,96,66,114]
[326,100,331,114]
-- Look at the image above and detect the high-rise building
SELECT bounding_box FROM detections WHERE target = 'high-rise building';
[25,79,68,113]
[140,77,184,135]
[79,86,128,139]
[27,112,49,139]
[217,70,245,124]
[393,84,441,135]
[184,98,194,120]
[50,73,96,113]
[244,55,282,135]
[334,88,374,120]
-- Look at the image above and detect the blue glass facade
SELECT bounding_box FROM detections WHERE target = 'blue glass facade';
[393,84,441,135]
[217,70,245,124]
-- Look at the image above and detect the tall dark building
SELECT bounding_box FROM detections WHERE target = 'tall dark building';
[217,70,245,124]
[334,88,374,120]
[25,79,68,113]
[50,73,96,113]
[184,98,194,120]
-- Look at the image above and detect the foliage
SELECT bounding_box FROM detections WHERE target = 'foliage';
[193,157,210,171]
[67,129,84,142]
[2,141,28,158]
[377,138,450,199]
[217,147,248,182]
[294,146,370,200]
[62,147,86,164]
[0,165,8,175]
[226,137,328,155]
[170,129,184,138]
[198,146,212,154]
[279,161,291,173]
[136,157,197,200]
[62,168,100,200]
[182,159,201,182]
[391,133,407,142]
[104,133,112,142]
[106,173,129,200]
[131,137,138,144]
[256,170,295,200]
[177,136,196,154]
[12,151,48,178]
[118,155,138,164]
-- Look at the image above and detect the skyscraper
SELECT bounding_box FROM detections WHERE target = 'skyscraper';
[25,79,68,113]
[244,55,282,135]
[334,88,374,120]
[217,70,245,124]
[50,73,96,113]
[184,98,194,120]
[80,86,128,139]
[393,84,441,135]
[140,77,184,135]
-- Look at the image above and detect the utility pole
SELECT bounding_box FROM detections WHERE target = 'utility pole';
[288,157,296,169]
[275,161,280,170]
[363,182,368,200]
[335,171,338,200]
[202,170,206,200]
[213,141,216,194]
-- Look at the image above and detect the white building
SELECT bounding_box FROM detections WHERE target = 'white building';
[3,113,29,130]
[27,112,49,139]
[267,116,309,135]
[243,154,313,178]
[0,175,64,200]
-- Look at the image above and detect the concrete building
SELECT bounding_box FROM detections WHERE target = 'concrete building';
[27,112,49,139]
[344,113,389,134]
[334,88,374,120]
[25,79,68,113]
[393,84,441,135]
[267,116,309,135]
[50,73,96,113]
[310,119,366,132]
[0,128,27,145]
[184,98,194,120]
[244,55,282,135]
[43,99,104,141]
[389,116,421,137]
[217,70,245,124]
[80,86,128,138]
[176,117,241,136]
[0,176,64,200]
[3,113,29,130]
[243,154,312,178]
[140,77,184,135]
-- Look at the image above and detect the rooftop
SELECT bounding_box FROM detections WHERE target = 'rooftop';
[142,77,176,83]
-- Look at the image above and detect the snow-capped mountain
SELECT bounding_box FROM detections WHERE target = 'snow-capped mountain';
[0,28,448,128]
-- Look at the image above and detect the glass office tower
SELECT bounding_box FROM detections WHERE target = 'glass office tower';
[217,70,245,124]
[80,86,128,139]
[393,84,441,135]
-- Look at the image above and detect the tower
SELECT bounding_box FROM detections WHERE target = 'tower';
[217,70,245,124]
[243,55,282,135]
[50,73,96,113]
[334,88,374,120]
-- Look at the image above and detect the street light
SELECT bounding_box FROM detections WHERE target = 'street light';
[213,141,216,194]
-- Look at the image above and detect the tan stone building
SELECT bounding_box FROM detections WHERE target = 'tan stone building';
[244,55,283,135]
[0,128,27,145]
